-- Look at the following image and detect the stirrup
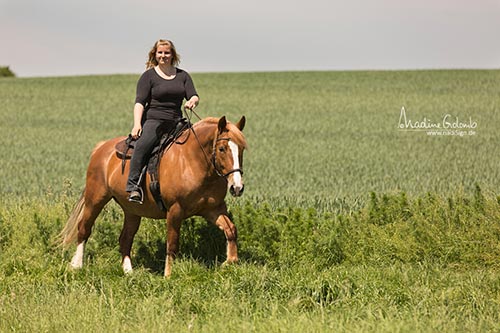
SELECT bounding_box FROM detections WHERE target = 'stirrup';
[128,188,143,204]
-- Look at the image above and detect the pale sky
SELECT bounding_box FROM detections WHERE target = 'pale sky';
[1,0,500,77]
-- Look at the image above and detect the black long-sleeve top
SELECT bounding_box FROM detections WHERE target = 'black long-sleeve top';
[135,67,198,121]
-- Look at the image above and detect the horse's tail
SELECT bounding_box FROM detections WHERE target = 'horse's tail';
[59,190,86,249]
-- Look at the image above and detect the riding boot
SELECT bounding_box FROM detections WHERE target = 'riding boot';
[128,166,147,203]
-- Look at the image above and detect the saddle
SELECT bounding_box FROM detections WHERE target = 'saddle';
[115,118,191,211]
[115,137,135,159]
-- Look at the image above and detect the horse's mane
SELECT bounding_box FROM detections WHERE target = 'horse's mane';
[195,117,219,125]
[194,117,247,148]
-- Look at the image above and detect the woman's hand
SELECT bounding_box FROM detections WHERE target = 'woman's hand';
[184,96,199,110]
[131,124,142,139]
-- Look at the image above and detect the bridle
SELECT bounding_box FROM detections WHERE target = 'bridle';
[183,108,243,179]
[211,137,244,178]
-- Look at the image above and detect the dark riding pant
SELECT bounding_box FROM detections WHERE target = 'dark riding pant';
[126,119,176,192]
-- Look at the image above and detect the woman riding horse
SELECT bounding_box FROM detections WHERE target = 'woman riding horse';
[127,39,200,203]
[60,116,247,277]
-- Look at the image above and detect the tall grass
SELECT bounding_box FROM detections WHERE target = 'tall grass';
[1,191,500,332]
[1,70,500,332]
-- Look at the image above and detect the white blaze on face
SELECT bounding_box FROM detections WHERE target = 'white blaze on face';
[228,141,242,187]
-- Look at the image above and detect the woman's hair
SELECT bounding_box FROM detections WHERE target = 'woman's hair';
[145,39,180,69]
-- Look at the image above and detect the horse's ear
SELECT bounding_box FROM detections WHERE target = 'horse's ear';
[218,116,227,133]
[236,116,246,131]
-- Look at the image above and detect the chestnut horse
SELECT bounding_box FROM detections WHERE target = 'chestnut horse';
[60,116,247,277]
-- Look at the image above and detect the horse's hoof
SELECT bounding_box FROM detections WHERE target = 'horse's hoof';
[222,258,238,267]
[69,261,83,270]
[122,257,133,274]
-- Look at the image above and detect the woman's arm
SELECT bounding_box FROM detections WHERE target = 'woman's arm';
[183,71,199,110]
[131,102,144,139]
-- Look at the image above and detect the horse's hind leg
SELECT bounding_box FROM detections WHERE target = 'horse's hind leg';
[119,213,141,274]
[70,189,111,269]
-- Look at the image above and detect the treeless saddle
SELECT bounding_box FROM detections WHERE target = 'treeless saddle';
[114,118,192,211]
[114,118,191,163]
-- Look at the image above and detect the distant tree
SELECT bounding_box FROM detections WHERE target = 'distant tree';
[0,66,16,77]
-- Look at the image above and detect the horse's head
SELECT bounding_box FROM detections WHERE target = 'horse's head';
[213,116,247,197]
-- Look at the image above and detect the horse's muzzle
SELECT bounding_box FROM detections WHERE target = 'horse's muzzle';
[230,184,244,197]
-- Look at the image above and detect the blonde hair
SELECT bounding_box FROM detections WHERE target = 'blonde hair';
[146,39,180,69]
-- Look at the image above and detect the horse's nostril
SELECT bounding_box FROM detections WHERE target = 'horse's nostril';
[230,185,244,197]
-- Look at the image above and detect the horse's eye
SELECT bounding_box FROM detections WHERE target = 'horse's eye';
[218,147,225,153]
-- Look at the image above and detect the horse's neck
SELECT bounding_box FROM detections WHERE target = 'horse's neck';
[168,124,216,174]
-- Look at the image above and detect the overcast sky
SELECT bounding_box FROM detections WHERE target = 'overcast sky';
[1,0,500,77]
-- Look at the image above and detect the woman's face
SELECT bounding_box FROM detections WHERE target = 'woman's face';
[155,44,172,66]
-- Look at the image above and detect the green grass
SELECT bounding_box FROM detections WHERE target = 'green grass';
[2,70,500,205]
[1,192,500,332]
[1,70,500,332]
[2,262,499,332]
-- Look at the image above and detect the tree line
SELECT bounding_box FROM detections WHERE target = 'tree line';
[0,66,16,77]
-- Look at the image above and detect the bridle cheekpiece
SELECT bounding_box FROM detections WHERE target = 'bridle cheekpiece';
[211,136,244,178]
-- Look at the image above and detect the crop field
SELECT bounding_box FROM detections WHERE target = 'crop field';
[1,70,500,332]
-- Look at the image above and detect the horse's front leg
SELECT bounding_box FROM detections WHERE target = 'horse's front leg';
[218,214,239,264]
[207,205,238,264]
[165,204,183,277]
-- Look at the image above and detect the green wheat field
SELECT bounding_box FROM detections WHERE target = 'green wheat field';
[1,70,500,332]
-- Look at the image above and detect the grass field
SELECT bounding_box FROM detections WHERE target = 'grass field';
[1,70,500,332]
